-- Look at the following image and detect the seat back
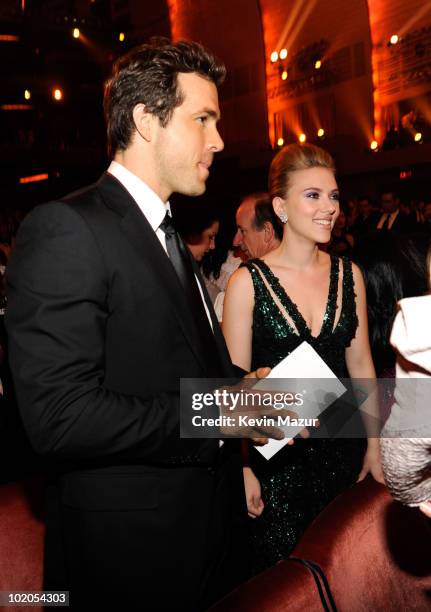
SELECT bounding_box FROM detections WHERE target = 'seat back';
[0,478,45,609]
[294,478,431,611]
[211,478,431,611]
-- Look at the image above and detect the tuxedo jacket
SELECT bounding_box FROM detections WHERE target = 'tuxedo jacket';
[376,211,418,234]
[352,211,380,238]
[6,173,247,610]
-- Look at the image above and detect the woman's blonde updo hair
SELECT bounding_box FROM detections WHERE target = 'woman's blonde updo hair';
[269,143,335,201]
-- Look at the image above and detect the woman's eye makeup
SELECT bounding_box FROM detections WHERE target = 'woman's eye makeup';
[304,190,340,201]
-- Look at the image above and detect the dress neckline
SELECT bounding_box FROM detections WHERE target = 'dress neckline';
[251,255,339,341]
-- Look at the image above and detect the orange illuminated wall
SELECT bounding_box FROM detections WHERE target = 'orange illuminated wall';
[166,0,180,40]
[260,0,374,152]
[166,0,269,152]
[367,0,431,146]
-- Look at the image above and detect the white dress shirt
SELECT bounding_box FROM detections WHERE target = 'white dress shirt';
[377,209,400,230]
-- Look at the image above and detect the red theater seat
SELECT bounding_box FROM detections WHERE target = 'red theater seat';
[211,478,431,611]
[0,478,45,611]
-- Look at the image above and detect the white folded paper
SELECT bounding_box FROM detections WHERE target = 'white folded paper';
[253,341,346,460]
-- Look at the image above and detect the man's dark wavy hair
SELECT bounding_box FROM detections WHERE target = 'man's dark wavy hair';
[103,38,226,158]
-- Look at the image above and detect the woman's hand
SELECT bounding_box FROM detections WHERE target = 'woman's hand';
[243,467,264,518]
[357,439,385,484]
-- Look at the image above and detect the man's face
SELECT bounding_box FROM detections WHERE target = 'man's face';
[152,72,224,201]
[358,199,371,216]
[381,192,399,214]
[233,198,267,258]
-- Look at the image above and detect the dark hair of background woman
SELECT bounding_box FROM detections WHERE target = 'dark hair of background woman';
[354,232,429,374]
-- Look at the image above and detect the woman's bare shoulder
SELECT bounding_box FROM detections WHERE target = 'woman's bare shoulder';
[227,265,254,292]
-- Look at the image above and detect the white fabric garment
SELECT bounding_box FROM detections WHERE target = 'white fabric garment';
[206,250,243,322]
[380,294,431,506]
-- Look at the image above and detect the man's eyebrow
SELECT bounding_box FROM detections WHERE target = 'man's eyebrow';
[194,108,220,120]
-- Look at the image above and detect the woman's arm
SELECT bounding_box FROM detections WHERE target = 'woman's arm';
[222,267,254,372]
[345,263,384,483]
[223,268,268,514]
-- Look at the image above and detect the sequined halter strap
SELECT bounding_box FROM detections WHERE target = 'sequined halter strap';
[340,256,357,329]
[245,256,340,340]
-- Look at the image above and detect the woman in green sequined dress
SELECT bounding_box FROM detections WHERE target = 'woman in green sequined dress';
[223,144,384,573]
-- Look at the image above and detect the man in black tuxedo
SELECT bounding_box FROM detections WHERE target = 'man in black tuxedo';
[6,40,274,611]
[352,196,380,240]
[376,190,417,234]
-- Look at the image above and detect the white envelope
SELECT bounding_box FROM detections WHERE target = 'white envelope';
[253,341,346,460]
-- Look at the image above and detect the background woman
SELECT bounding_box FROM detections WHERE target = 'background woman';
[223,143,383,574]
[380,241,431,518]
[171,198,220,263]
[354,232,427,378]
[354,233,427,421]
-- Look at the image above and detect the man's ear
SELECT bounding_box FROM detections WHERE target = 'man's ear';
[132,103,153,142]
[263,221,274,243]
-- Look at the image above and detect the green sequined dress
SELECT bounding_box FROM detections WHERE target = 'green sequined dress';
[243,256,365,574]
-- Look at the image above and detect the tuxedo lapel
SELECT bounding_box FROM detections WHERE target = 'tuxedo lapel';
[191,258,234,377]
[96,173,208,370]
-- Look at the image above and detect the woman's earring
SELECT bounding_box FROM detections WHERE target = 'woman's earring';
[278,211,288,224]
